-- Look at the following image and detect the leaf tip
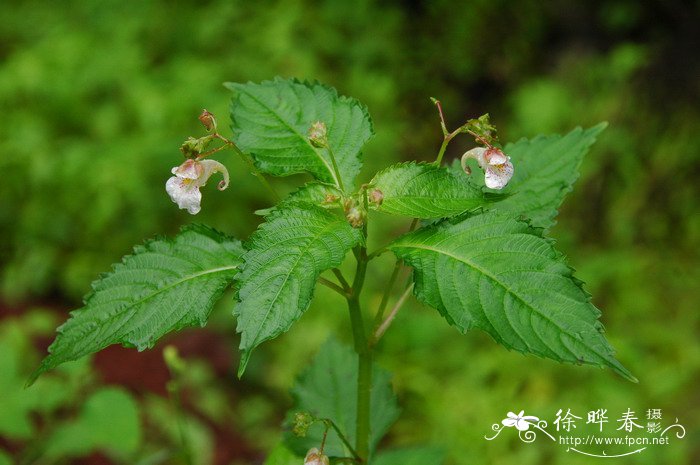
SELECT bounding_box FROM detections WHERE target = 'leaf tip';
[237,352,251,379]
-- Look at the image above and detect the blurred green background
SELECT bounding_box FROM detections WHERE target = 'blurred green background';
[1,0,698,464]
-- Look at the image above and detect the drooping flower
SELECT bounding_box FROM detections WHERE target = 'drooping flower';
[303,448,329,465]
[461,147,514,189]
[501,410,539,431]
[165,158,230,215]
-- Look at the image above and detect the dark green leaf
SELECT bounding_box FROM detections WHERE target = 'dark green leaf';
[235,206,362,376]
[226,77,373,190]
[31,225,243,384]
[369,162,499,219]
[285,339,399,458]
[389,212,635,381]
[487,124,606,229]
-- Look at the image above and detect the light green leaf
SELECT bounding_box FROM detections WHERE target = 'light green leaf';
[43,387,141,459]
[285,339,399,458]
[389,212,635,381]
[486,124,606,229]
[235,206,362,376]
[31,225,243,384]
[373,447,446,465]
[370,162,500,218]
[226,77,374,190]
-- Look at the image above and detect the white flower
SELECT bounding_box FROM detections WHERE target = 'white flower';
[502,410,539,431]
[165,158,230,215]
[303,448,329,465]
[461,147,514,189]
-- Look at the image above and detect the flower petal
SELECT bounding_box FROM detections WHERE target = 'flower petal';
[484,159,514,189]
[485,149,508,165]
[173,159,203,179]
[166,176,202,215]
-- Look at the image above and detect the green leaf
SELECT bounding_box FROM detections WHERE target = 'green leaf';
[31,225,244,384]
[369,162,500,218]
[226,77,374,190]
[264,443,299,465]
[43,387,141,459]
[255,182,343,216]
[373,447,446,465]
[488,124,606,229]
[389,212,635,381]
[235,206,362,376]
[285,339,399,458]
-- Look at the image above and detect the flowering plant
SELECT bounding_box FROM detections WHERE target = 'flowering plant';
[30,78,633,464]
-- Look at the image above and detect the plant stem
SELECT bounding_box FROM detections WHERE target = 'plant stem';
[326,144,345,191]
[434,127,462,166]
[347,243,371,462]
[322,419,361,461]
[319,277,348,296]
[371,283,414,345]
[333,268,352,292]
[214,134,281,202]
[371,259,402,328]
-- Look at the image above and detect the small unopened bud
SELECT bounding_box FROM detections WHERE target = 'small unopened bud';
[292,412,314,437]
[308,121,328,148]
[180,136,208,158]
[304,448,329,465]
[323,193,340,205]
[346,206,365,228]
[368,188,384,206]
[198,109,217,131]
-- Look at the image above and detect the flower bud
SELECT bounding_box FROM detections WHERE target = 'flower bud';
[180,136,208,158]
[304,448,329,465]
[368,188,384,206]
[198,109,217,131]
[308,121,328,148]
[292,412,314,437]
[346,206,365,228]
[323,193,340,205]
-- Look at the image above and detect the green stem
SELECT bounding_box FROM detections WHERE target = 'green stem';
[372,259,402,328]
[434,128,461,166]
[319,277,348,296]
[333,268,352,292]
[371,283,414,345]
[322,419,361,461]
[326,144,345,192]
[215,134,281,202]
[347,244,371,462]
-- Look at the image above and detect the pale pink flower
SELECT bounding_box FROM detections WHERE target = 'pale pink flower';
[461,147,514,189]
[165,158,229,214]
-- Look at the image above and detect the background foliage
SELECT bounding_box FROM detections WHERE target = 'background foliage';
[0,1,698,464]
